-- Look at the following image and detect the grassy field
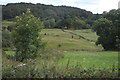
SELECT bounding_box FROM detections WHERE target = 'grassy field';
[35,29,118,69]
[2,21,102,51]
[2,21,119,77]
[3,26,118,68]
[57,51,118,69]
[4,50,118,69]
[2,21,15,27]
[41,29,103,51]
[65,29,98,41]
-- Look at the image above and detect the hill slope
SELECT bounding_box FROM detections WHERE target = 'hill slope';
[41,29,103,51]
[2,3,93,20]
[2,3,101,29]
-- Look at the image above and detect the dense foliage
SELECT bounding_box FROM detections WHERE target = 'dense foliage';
[2,21,15,48]
[2,3,101,29]
[3,54,118,78]
[93,9,120,50]
[2,30,13,48]
[12,9,44,61]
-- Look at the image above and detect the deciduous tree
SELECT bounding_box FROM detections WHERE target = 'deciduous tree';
[12,9,44,61]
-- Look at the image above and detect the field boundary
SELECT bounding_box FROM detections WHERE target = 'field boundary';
[61,29,96,42]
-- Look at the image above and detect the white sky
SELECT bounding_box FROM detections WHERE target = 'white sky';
[0,0,120,14]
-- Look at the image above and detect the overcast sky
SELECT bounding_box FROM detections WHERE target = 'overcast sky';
[0,0,120,14]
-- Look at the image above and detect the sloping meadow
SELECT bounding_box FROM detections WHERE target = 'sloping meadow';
[2,29,119,78]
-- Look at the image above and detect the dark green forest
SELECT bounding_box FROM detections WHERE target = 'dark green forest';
[2,2,101,29]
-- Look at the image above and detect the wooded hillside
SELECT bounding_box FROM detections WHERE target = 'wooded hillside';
[2,3,101,29]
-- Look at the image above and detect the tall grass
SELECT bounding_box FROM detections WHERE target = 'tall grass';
[2,58,118,78]
[2,50,118,78]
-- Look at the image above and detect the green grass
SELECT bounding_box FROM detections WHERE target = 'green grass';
[66,29,98,41]
[3,29,118,69]
[57,51,118,69]
[3,28,119,77]
[41,29,103,51]
[3,50,118,78]
[5,51,15,56]
[4,50,118,69]
[2,21,15,27]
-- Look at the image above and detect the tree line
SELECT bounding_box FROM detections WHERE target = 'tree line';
[2,2,101,29]
[93,9,120,50]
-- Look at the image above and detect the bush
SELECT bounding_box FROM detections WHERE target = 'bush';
[2,30,13,48]
[58,44,62,48]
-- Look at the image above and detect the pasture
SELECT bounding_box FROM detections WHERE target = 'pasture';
[4,50,118,69]
[57,51,118,69]
[41,29,103,51]
[3,28,118,69]
[2,21,119,78]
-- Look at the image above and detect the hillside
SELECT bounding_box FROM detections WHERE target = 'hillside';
[41,29,103,51]
[2,20,118,78]
[2,3,101,29]
[2,21,102,51]
[2,3,94,20]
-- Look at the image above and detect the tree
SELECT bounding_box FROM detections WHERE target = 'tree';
[74,17,88,29]
[2,30,13,48]
[93,9,120,50]
[44,18,56,28]
[57,17,88,30]
[3,3,95,29]
[12,9,44,61]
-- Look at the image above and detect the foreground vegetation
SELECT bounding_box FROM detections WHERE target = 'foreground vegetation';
[58,51,118,68]
[3,50,118,78]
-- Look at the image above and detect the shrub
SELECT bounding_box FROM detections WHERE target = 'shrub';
[58,44,62,48]
[2,61,118,78]
[2,30,13,48]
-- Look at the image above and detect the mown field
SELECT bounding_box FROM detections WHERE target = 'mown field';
[41,29,103,51]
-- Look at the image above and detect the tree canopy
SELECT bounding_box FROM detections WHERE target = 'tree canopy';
[2,3,101,29]
[93,9,120,50]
